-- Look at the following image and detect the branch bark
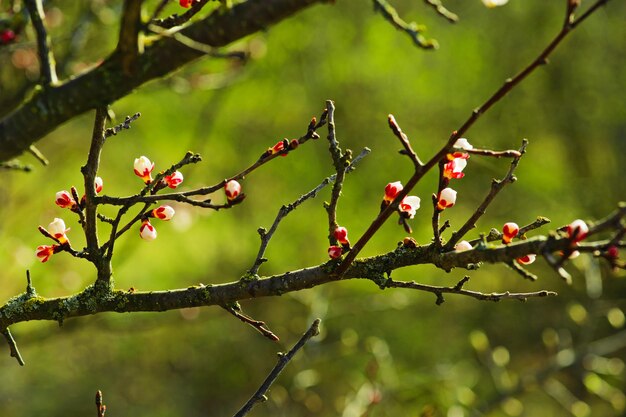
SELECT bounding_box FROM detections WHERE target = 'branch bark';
[0,0,328,163]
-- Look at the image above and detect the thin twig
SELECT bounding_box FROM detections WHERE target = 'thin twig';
[24,0,57,85]
[445,140,528,250]
[104,113,141,138]
[222,304,280,341]
[0,161,32,172]
[383,277,556,305]
[95,390,106,417]
[248,148,370,275]
[81,107,108,261]
[232,319,321,417]
[422,0,458,23]
[388,115,422,167]
[467,217,551,246]
[325,100,350,244]
[1,328,25,366]
[373,0,438,49]
[151,0,211,29]
[28,145,48,166]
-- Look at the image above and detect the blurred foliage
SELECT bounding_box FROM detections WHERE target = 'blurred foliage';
[0,0,625,416]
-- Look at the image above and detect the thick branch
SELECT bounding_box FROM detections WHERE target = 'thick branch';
[0,232,608,330]
[0,0,328,163]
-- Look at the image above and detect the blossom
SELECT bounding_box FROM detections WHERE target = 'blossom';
[447,138,473,160]
[48,218,70,244]
[443,158,467,179]
[36,245,58,263]
[437,187,457,210]
[224,180,241,201]
[517,254,536,265]
[384,181,403,203]
[334,226,349,245]
[55,190,76,209]
[94,177,103,194]
[139,220,157,241]
[153,205,175,221]
[399,196,421,219]
[482,0,508,8]
[502,222,519,244]
[328,245,343,259]
[567,219,589,243]
[455,240,473,252]
[164,171,184,189]
[134,156,154,184]
[179,0,193,7]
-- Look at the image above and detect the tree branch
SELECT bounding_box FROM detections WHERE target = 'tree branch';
[0,0,329,163]
[23,0,58,85]
[232,319,321,417]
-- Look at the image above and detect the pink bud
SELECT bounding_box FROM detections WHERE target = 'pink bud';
[153,205,175,221]
[139,220,157,241]
[55,190,76,209]
[334,226,349,245]
[0,29,16,45]
[606,246,619,259]
[134,156,154,184]
[164,171,184,189]
[567,219,589,243]
[48,218,69,244]
[328,245,343,259]
[443,158,467,179]
[384,181,403,203]
[437,187,457,210]
[517,254,536,265]
[502,222,519,244]
[455,240,473,252]
[36,245,57,263]
[224,180,241,201]
[399,196,421,219]
[179,0,193,7]
[269,140,288,156]
[94,177,103,194]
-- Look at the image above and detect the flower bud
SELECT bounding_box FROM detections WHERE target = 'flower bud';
[139,220,157,241]
[269,140,288,156]
[0,29,16,45]
[94,177,103,194]
[502,222,519,244]
[443,158,467,179]
[55,190,76,209]
[606,246,619,259]
[153,205,175,221]
[454,138,473,150]
[48,218,70,244]
[517,254,536,265]
[482,0,509,8]
[36,245,57,263]
[134,156,154,184]
[179,0,193,7]
[437,187,457,210]
[399,196,421,219]
[567,219,589,243]
[384,181,403,203]
[164,171,184,189]
[334,226,349,245]
[455,240,473,252]
[224,180,242,201]
[328,245,343,259]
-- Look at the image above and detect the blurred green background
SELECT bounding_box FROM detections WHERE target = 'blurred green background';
[1,0,625,416]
